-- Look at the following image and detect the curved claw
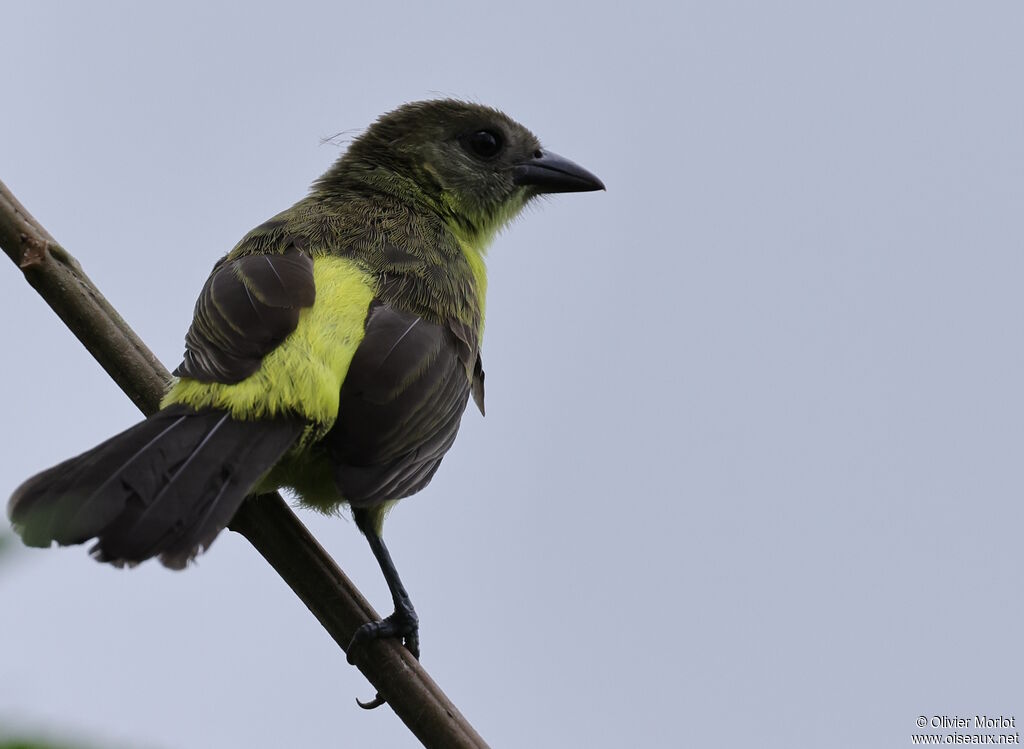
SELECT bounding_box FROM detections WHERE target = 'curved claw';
[357,692,387,710]
[348,616,418,710]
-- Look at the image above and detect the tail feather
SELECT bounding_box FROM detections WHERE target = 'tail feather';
[8,405,302,569]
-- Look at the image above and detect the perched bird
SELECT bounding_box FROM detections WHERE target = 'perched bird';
[7,100,603,683]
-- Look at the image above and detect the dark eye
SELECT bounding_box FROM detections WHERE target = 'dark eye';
[463,129,503,159]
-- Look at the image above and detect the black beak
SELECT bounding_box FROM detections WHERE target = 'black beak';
[512,150,605,194]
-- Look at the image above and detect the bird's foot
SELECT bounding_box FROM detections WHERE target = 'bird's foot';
[347,610,419,710]
[347,610,420,663]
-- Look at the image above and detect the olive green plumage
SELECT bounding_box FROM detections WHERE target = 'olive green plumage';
[7,99,603,663]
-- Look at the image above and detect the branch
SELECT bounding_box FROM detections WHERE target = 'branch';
[0,178,489,749]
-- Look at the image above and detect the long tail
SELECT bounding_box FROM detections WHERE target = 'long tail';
[7,404,303,569]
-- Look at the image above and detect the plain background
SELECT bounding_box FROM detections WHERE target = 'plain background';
[2,2,1022,748]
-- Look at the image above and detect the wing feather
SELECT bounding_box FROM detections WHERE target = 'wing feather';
[325,303,478,505]
[174,247,316,383]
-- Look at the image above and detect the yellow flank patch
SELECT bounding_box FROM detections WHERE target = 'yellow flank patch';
[162,256,376,428]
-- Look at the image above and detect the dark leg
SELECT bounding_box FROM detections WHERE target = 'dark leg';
[348,521,420,659]
[347,507,420,708]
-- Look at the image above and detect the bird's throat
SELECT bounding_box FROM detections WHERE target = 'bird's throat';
[456,238,488,333]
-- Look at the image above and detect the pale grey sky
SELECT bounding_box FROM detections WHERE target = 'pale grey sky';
[2,2,1022,748]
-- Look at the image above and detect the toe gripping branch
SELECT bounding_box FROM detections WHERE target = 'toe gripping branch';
[348,608,420,709]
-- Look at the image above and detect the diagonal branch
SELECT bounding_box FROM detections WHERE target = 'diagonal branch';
[0,178,488,749]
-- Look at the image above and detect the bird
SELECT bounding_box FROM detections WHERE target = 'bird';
[6,99,603,701]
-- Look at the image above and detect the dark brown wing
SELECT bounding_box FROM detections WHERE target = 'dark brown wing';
[173,247,316,383]
[324,302,481,506]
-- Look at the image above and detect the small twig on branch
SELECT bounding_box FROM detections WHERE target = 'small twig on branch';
[0,177,489,749]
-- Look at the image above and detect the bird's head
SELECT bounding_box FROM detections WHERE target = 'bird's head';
[326,99,604,251]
